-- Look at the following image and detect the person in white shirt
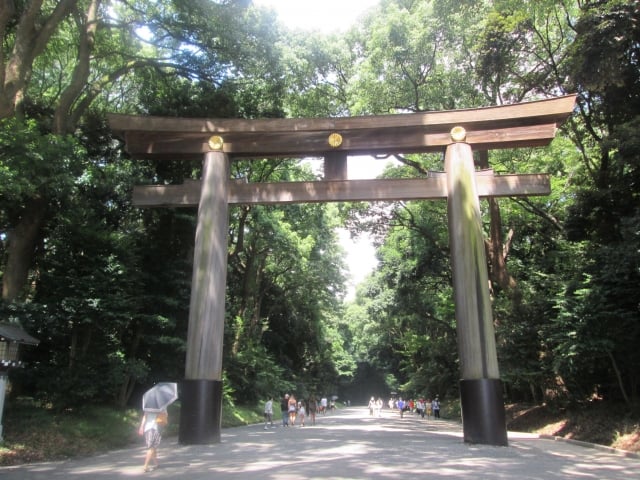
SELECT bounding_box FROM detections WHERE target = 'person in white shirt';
[375,398,383,417]
[368,397,376,416]
[264,397,274,429]
[320,397,328,415]
[138,410,165,472]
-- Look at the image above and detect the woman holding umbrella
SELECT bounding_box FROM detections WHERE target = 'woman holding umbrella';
[138,410,165,472]
[139,382,178,472]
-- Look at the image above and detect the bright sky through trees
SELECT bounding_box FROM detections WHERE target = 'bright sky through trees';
[253,0,379,33]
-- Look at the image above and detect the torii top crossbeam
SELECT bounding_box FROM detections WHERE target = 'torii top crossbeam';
[107,95,576,207]
[108,95,576,160]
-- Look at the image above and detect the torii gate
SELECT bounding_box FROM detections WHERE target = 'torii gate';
[109,94,575,447]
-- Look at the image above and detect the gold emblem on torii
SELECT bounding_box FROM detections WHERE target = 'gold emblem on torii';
[208,135,224,151]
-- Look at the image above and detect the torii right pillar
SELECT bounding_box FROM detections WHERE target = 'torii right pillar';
[445,127,508,446]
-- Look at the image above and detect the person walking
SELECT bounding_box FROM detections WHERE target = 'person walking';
[281,394,290,427]
[264,396,274,429]
[320,396,327,415]
[308,396,318,426]
[138,409,166,472]
[297,401,306,427]
[397,397,405,418]
[432,396,441,419]
[288,394,298,426]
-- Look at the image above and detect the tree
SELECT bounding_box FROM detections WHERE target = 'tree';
[0,0,77,120]
[1,0,294,407]
[551,0,640,404]
[347,0,483,114]
[1,0,285,302]
[1,0,131,301]
[224,159,349,401]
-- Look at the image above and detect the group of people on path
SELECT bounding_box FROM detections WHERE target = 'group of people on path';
[273,393,327,427]
[368,397,384,417]
[137,392,440,472]
[392,396,440,419]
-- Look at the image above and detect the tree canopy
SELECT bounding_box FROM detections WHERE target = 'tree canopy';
[1,0,639,410]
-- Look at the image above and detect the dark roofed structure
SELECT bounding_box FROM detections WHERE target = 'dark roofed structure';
[0,323,39,345]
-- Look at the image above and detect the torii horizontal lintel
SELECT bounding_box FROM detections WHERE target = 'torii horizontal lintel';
[108,95,576,159]
[132,174,550,207]
[121,123,559,159]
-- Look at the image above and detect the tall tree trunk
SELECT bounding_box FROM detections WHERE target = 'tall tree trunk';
[607,350,631,407]
[487,196,516,291]
[232,250,267,354]
[478,151,516,294]
[2,196,47,301]
[2,1,99,301]
[0,0,76,120]
[53,0,100,134]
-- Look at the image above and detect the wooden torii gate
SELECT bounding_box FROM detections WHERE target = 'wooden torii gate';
[109,94,575,447]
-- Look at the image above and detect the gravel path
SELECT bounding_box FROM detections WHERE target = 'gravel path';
[1,407,638,479]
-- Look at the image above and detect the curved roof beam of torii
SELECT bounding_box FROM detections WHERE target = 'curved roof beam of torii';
[108,95,577,160]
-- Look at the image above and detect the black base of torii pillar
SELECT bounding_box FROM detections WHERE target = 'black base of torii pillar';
[460,378,507,445]
[445,133,508,447]
[178,148,229,445]
[179,379,223,444]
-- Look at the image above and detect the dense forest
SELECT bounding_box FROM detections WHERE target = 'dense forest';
[0,0,639,414]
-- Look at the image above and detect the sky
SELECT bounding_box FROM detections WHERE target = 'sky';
[253,0,379,33]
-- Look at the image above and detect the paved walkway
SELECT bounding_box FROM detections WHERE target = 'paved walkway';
[1,407,638,479]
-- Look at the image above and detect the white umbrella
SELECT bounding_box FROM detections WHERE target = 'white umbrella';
[142,382,178,413]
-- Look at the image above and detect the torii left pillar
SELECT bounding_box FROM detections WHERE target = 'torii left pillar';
[179,147,229,444]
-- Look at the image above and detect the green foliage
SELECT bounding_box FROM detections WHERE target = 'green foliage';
[568,0,640,123]
[550,215,640,402]
[1,104,191,409]
[223,159,350,402]
[347,0,482,113]
[0,402,141,465]
[343,198,459,403]
[0,399,264,466]
[219,400,266,429]
[550,0,640,404]
[0,118,85,209]
[225,334,294,403]
[2,0,640,422]
[335,0,640,410]
[280,32,353,117]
